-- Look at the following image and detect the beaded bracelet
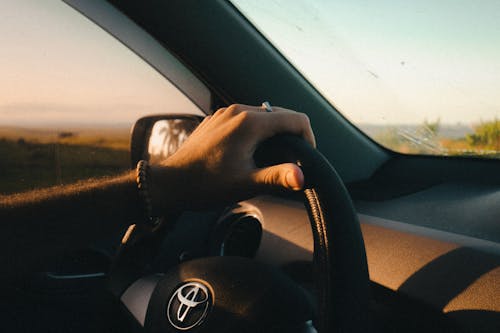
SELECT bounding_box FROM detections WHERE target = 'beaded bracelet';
[136,160,158,225]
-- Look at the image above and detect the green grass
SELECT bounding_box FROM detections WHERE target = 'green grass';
[0,138,129,195]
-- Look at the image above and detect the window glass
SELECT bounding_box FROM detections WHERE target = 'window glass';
[232,0,500,158]
[0,0,203,195]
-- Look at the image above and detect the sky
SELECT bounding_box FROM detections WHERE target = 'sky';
[0,0,200,127]
[233,0,500,125]
[1,0,499,127]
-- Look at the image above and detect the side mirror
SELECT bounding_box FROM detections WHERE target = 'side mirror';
[130,114,204,168]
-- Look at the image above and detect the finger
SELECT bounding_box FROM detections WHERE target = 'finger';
[218,104,295,114]
[250,163,304,191]
[191,115,212,133]
[231,103,264,112]
[254,111,316,148]
[216,104,264,117]
[199,115,212,126]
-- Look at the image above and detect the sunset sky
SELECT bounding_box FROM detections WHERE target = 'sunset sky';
[0,0,200,127]
[1,0,499,127]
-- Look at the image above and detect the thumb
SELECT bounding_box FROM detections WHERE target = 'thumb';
[250,163,304,191]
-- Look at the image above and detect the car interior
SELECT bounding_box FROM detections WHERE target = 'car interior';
[1,1,498,332]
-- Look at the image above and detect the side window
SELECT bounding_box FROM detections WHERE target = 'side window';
[0,0,203,195]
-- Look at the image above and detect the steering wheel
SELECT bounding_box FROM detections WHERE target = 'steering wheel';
[113,135,371,332]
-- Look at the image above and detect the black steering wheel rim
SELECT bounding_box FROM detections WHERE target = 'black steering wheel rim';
[254,134,371,332]
[115,135,371,333]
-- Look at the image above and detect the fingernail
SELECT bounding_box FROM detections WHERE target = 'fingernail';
[286,171,302,191]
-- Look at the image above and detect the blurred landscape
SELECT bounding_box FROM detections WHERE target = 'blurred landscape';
[360,119,500,158]
[0,125,131,195]
[1,118,499,196]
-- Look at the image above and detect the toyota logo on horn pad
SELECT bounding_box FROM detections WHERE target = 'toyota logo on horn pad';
[167,281,212,330]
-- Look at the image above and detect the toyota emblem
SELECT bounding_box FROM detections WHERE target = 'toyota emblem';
[167,281,212,330]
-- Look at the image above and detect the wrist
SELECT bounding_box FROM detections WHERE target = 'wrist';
[148,164,187,215]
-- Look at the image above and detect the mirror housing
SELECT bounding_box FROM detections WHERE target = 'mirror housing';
[130,114,204,168]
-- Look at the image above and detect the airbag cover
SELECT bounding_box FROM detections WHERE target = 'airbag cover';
[144,256,312,332]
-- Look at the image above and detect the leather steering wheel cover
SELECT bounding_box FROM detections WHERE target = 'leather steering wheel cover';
[255,135,371,332]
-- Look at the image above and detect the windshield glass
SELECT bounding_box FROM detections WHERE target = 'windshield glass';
[231,0,500,158]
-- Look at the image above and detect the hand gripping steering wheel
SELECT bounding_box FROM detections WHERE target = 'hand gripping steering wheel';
[115,135,371,333]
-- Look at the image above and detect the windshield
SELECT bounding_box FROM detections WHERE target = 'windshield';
[231,0,500,158]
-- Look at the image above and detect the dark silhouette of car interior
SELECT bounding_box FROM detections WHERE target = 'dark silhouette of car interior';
[2,1,498,332]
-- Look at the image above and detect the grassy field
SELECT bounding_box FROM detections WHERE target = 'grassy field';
[1,121,499,196]
[361,123,500,159]
[0,126,130,195]
[0,126,130,150]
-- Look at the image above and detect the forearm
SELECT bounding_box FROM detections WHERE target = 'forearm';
[0,104,316,276]
[0,172,142,274]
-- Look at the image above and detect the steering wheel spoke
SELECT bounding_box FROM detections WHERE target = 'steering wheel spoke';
[121,274,163,327]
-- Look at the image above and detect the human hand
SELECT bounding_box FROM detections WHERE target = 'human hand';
[150,104,315,210]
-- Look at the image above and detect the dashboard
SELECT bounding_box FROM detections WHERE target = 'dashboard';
[158,183,499,332]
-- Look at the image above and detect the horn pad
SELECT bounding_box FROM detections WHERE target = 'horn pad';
[144,256,313,333]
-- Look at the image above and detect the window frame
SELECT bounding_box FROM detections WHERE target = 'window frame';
[64,0,212,115]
